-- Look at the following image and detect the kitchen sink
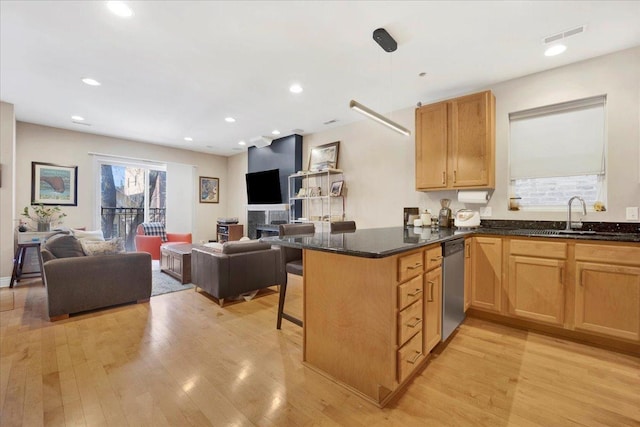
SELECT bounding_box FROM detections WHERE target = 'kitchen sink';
[506,229,601,237]
[507,229,561,236]
[557,229,597,235]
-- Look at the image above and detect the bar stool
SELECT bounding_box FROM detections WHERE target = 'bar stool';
[277,223,315,329]
[330,220,356,233]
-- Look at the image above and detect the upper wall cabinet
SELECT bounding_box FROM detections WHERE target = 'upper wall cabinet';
[415,90,496,190]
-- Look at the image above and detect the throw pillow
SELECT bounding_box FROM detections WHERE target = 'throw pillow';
[72,229,105,241]
[222,240,271,255]
[203,242,224,252]
[44,234,85,258]
[142,222,167,242]
[81,238,125,256]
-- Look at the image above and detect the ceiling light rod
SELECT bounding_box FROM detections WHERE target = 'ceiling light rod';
[349,100,411,136]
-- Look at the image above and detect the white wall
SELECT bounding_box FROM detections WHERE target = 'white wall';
[14,122,228,244]
[292,47,640,228]
[227,151,248,232]
[0,102,16,280]
[490,46,640,221]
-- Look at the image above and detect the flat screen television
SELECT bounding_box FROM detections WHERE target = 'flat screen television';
[246,168,283,204]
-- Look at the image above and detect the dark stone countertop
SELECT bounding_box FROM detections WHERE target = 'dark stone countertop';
[261,227,470,258]
[261,222,640,259]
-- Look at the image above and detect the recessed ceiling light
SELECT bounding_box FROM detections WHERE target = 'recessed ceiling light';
[238,141,246,146]
[184,137,193,141]
[544,44,567,57]
[289,84,303,94]
[272,130,281,135]
[81,78,101,86]
[71,115,85,121]
[107,1,134,18]
[225,117,236,123]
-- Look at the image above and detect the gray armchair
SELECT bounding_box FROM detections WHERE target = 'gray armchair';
[191,240,284,306]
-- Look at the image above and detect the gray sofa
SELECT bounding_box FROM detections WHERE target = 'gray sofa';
[191,240,285,306]
[42,234,152,320]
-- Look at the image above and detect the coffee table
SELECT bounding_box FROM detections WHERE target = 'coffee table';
[160,243,195,284]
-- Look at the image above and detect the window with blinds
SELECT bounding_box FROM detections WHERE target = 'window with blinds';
[509,95,607,209]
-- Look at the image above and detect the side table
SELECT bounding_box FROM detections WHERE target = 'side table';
[10,242,45,288]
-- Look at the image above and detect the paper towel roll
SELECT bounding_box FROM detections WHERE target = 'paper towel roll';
[458,190,490,204]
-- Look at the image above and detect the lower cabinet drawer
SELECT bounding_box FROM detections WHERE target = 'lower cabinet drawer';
[398,251,424,282]
[397,332,424,383]
[398,276,423,310]
[398,300,423,346]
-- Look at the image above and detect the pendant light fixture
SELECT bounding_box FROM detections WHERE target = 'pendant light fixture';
[349,100,411,136]
[350,28,411,136]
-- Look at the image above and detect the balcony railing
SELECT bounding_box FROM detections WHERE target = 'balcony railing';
[100,207,165,251]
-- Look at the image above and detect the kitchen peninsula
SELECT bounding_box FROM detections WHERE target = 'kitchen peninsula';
[264,225,640,407]
[265,227,467,406]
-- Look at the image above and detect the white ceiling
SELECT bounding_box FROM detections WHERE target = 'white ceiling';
[1,1,639,156]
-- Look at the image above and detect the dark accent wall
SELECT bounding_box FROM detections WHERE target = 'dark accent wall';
[247,134,303,218]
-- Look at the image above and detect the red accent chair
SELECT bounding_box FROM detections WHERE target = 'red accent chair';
[135,224,192,260]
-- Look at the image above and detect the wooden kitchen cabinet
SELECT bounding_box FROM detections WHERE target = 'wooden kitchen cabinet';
[469,236,502,313]
[415,102,448,189]
[415,90,495,190]
[574,243,640,342]
[303,243,447,407]
[464,238,471,311]
[508,256,566,326]
[423,245,442,353]
[507,239,567,326]
[424,266,442,353]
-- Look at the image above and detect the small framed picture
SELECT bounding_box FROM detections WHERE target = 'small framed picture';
[330,180,344,197]
[199,176,219,203]
[308,141,340,172]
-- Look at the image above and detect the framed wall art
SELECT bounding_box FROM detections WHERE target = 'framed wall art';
[199,176,219,203]
[308,141,340,171]
[329,180,344,197]
[31,162,78,206]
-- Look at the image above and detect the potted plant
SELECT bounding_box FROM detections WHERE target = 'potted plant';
[21,205,67,232]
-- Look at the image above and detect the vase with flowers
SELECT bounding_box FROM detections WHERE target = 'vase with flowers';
[21,204,67,232]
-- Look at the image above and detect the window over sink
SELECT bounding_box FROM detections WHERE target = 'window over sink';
[509,95,606,210]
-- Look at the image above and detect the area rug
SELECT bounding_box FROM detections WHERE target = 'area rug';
[151,270,195,297]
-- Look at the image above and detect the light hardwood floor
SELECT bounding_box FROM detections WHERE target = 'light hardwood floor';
[1,275,639,426]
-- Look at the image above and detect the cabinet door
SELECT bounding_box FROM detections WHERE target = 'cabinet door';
[508,256,565,326]
[575,262,640,341]
[448,91,494,188]
[464,239,471,312]
[470,237,502,312]
[424,267,442,353]
[415,102,448,190]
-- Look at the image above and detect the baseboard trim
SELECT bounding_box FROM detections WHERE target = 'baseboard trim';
[0,277,10,288]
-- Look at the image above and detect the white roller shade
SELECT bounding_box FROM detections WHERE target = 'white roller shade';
[510,95,606,179]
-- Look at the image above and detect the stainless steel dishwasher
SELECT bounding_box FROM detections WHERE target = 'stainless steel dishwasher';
[442,237,466,341]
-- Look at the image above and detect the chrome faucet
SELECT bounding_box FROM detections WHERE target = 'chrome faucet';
[566,196,587,231]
